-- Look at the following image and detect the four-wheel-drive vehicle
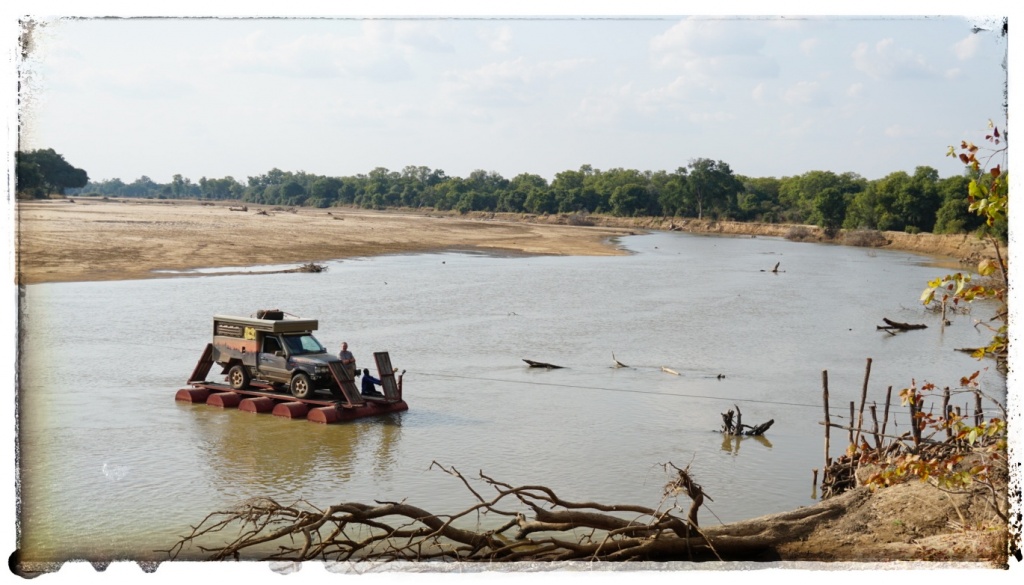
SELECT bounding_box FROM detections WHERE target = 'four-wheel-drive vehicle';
[211,309,342,399]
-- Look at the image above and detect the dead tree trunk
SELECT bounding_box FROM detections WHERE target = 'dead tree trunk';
[721,404,774,436]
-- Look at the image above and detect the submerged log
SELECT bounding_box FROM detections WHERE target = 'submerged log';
[877,318,927,331]
[523,359,564,369]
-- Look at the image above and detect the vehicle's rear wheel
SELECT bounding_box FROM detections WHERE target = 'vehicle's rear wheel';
[290,373,314,399]
[228,365,251,390]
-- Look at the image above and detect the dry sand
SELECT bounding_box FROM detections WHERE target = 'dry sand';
[14,198,1001,285]
[13,199,636,285]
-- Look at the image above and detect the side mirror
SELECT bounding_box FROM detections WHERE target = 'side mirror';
[275,350,284,357]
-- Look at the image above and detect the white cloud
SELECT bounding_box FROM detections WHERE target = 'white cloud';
[484,25,514,53]
[846,82,863,97]
[219,21,453,81]
[649,18,777,80]
[852,38,937,80]
[752,82,766,101]
[783,80,827,106]
[884,124,914,138]
[953,34,980,61]
[800,38,820,55]
[686,110,736,125]
[442,56,590,107]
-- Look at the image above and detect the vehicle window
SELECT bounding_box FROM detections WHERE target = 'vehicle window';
[282,334,324,355]
[263,336,282,354]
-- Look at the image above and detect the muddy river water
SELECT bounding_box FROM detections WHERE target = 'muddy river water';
[16,231,1005,562]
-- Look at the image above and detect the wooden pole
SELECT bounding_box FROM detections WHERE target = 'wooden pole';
[881,386,893,436]
[848,401,855,445]
[975,391,984,427]
[853,358,872,450]
[908,397,921,447]
[943,386,952,440]
[822,371,831,467]
[869,404,881,453]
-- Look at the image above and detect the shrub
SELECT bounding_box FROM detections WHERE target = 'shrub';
[566,211,594,226]
[842,230,888,248]
[785,226,813,241]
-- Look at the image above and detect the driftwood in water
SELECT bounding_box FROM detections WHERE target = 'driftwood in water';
[523,359,563,369]
[760,262,784,273]
[293,262,327,273]
[876,318,927,332]
[721,404,774,436]
[661,367,680,376]
[612,353,628,368]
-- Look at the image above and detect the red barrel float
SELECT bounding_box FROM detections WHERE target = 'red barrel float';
[308,406,341,424]
[239,396,276,414]
[273,402,309,419]
[175,388,211,403]
[207,392,243,408]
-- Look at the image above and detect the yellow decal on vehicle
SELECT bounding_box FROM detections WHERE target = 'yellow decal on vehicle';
[244,327,256,340]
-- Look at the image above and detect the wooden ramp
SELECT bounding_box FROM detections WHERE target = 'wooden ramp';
[374,352,401,401]
[328,361,365,407]
[188,343,215,383]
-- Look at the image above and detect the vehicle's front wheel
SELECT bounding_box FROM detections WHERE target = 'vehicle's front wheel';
[290,373,314,399]
[228,365,251,390]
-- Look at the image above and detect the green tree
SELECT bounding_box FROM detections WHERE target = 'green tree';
[686,158,742,220]
[524,186,557,214]
[736,176,782,222]
[814,187,847,238]
[932,175,981,234]
[608,184,647,216]
[16,149,89,197]
[778,170,864,225]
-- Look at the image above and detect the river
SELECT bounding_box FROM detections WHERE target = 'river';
[16,230,1005,562]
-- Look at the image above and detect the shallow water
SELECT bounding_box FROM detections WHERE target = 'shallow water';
[17,231,1005,561]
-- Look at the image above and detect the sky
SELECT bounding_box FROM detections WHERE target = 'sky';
[10,4,1012,187]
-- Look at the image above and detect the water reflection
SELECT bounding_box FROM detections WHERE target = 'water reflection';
[720,434,773,455]
[179,403,407,494]
[365,415,404,481]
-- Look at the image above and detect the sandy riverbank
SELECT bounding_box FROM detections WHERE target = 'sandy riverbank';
[13,198,1003,285]
[13,199,637,285]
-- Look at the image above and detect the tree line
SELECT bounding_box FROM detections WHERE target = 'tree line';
[17,149,1005,240]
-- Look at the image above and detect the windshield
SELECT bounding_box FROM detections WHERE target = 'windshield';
[281,334,325,356]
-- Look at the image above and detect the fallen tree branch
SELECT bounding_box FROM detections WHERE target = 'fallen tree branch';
[165,462,858,563]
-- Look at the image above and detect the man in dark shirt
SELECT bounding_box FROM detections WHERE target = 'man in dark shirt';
[360,368,383,396]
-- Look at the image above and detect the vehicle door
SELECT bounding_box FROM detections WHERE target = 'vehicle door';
[257,334,290,383]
